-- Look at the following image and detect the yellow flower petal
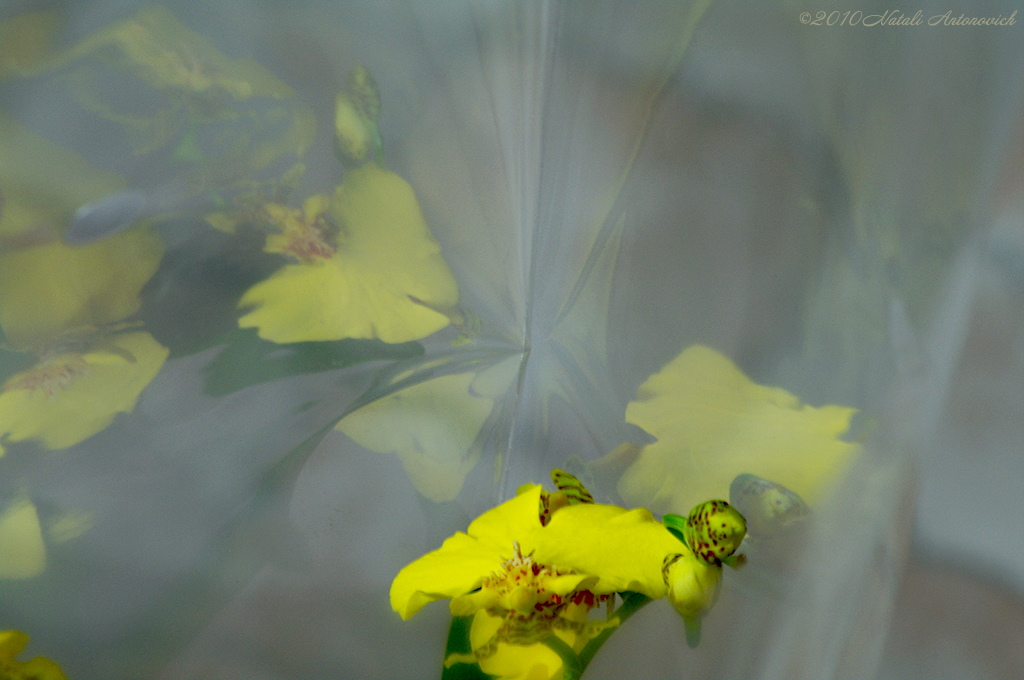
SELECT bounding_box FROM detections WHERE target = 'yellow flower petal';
[238,163,459,344]
[0,630,29,660]
[0,11,59,76]
[0,630,67,680]
[0,498,45,579]
[337,372,496,502]
[530,502,682,597]
[613,345,859,514]
[0,331,168,454]
[390,485,685,620]
[0,114,127,243]
[472,612,569,680]
[0,231,163,349]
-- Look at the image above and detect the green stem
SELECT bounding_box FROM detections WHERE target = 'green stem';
[541,634,584,680]
[577,593,652,672]
[546,592,654,680]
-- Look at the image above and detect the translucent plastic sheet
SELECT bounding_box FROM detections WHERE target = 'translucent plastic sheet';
[0,2,1021,679]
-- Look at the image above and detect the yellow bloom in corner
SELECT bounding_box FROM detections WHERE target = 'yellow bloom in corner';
[238,163,460,344]
[0,331,168,455]
[392,484,686,677]
[610,345,859,516]
[0,630,66,680]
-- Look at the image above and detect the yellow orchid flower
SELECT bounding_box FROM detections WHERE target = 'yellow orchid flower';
[609,345,860,515]
[392,485,683,619]
[395,470,750,679]
[0,630,66,680]
[0,331,168,455]
[392,484,687,678]
[238,163,460,344]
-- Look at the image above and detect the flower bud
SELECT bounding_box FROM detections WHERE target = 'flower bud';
[728,473,809,537]
[662,552,722,647]
[683,500,746,566]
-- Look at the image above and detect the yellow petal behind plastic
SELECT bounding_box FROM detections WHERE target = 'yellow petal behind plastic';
[0,232,163,349]
[0,331,169,454]
[0,113,127,243]
[238,163,459,344]
[0,497,45,579]
[0,629,67,679]
[614,345,860,515]
[337,372,496,502]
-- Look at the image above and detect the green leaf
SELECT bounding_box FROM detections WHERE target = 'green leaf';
[441,616,497,680]
[661,513,690,549]
[202,327,422,397]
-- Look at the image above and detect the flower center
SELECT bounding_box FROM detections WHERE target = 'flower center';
[484,542,572,624]
[261,202,339,263]
[4,356,89,398]
[446,542,615,667]
[281,211,337,262]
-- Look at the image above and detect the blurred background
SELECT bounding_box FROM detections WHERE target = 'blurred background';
[0,1,1021,679]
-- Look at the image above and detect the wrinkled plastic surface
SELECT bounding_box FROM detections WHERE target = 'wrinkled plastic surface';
[1,1,1021,679]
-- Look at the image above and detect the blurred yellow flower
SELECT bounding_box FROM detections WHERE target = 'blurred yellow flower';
[19,5,315,161]
[0,630,66,680]
[0,331,168,455]
[0,114,126,245]
[238,163,459,344]
[337,358,518,502]
[0,497,45,579]
[0,233,163,350]
[0,114,164,349]
[609,345,860,516]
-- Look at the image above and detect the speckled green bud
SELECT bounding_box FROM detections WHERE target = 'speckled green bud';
[683,500,746,566]
[333,65,384,167]
[729,473,809,537]
[347,64,381,123]
[334,92,372,164]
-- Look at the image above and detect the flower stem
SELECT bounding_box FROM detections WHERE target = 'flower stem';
[546,592,653,680]
[578,593,652,671]
[541,634,584,680]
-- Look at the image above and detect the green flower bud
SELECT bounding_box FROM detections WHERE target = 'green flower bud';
[683,500,746,566]
[662,551,722,648]
[347,64,381,123]
[334,92,376,165]
[334,65,383,167]
[728,473,809,537]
